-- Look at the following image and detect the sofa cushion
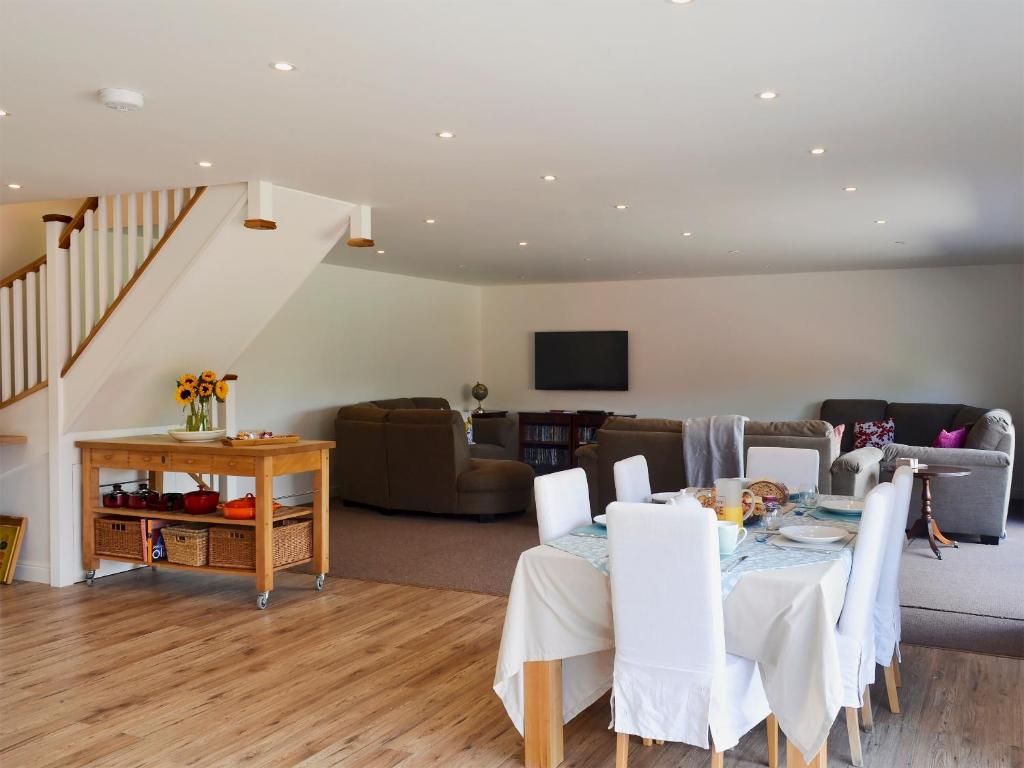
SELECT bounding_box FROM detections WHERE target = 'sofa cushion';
[854,418,895,449]
[411,397,451,410]
[747,419,833,439]
[371,398,417,410]
[886,402,963,446]
[820,399,887,452]
[458,459,535,493]
[603,417,681,433]
[336,404,389,423]
[932,427,968,449]
[952,405,988,430]
[964,409,1014,452]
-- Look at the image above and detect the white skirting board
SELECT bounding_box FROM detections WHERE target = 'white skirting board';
[13,559,49,584]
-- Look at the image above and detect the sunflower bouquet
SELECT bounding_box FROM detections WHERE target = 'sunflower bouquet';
[174,370,230,431]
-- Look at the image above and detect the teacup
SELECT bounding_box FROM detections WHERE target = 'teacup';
[716,520,748,556]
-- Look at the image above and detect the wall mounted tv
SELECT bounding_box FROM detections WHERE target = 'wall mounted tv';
[534,331,628,391]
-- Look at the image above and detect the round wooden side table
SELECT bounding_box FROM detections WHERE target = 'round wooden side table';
[907,464,971,559]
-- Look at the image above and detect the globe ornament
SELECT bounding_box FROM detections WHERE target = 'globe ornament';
[471,382,489,413]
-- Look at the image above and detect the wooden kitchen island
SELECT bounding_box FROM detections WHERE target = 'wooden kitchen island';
[77,434,333,609]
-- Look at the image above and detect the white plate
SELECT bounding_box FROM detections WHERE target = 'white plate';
[648,491,682,503]
[168,428,227,443]
[779,525,849,544]
[817,496,865,515]
[593,514,608,526]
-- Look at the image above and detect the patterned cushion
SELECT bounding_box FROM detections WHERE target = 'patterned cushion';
[854,418,895,449]
[932,427,968,449]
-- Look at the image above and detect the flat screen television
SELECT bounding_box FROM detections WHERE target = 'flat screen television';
[534,331,628,391]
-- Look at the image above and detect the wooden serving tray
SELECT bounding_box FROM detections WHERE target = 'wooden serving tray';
[221,435,301,447]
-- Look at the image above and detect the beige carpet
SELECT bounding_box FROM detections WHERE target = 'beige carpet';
[329,500,1024,657]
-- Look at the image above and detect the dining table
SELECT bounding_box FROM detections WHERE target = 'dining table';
[494,501,862,768]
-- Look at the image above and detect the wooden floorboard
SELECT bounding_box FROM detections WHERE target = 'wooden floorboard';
[1,570,1021,767]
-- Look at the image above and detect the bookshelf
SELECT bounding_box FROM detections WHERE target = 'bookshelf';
[517,411,632,475]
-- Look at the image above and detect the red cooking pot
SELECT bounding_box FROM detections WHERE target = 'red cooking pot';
[183,489,220,515]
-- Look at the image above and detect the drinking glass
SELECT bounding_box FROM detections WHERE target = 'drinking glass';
[794,483,819,508]
[763,503,782,532]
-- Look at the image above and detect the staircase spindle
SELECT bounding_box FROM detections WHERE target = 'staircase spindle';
[38,263,47,381]
[97,196,108,311]
[69,229,81,351]
[127,193,138,276]
[83,208,95,329]
[173,187,183,219]
[157,189,168,241]
[112,194,123,292]
[25,272,38,388]
[142,191,153,259]
[12,279,24,395]
[0,285,10,401]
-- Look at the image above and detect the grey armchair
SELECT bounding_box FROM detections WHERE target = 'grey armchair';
[822,400,1015,543]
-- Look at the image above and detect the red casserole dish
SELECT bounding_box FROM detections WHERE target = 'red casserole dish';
[183,489,220,515]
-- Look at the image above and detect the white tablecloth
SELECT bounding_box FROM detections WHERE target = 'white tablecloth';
[494,539,850,759]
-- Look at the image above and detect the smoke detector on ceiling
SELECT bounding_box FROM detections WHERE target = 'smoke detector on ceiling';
[98,88,144,112]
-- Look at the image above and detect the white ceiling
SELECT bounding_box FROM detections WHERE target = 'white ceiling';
[1,0,1022,285]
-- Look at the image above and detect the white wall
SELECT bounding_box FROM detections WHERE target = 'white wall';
[0,392,50,582]
[0,199,83,277]
[229,263,483,501]
[481,264,1023,488]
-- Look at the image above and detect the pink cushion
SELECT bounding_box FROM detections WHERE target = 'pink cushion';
[833,424,846,444]
[932,426,968,449]
[854,418,895,449]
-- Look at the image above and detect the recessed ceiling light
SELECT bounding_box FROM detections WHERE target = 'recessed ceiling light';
[844,186,857,192]
[436,131,455,139]
[7,183,21,189]
[875,219,887,225]
[757,91,779,100]
[614,204,629,210]
[376,249,386,254]
[424,218,436,224]
[0,109,9,118]
[894,241,906,245]
[682,232,693,237]
[271,61,296,71]
[518,242,528,246]
[728,250,740,255]
[541,174,557,182]
[518,275,526,280]
[585,257,593,262]
[666,0,694,4]
[196,160,213,168]
[810,147,826,155]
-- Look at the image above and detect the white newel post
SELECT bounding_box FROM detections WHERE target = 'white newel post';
[45,217,70,586]
[216,378,239,500]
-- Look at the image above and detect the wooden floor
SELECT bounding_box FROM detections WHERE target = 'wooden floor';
[1,570,1021,768]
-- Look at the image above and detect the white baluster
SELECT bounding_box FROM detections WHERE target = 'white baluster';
[0,285,10,401]
[83,209,94,329]
[97,196,108,312]
[12,278,24,395]
[69,230,81,351]
[127,193,138,276]
[112,193,123,293]
[26,271,38,388]
[38,263,47,381]
[173,187,183,219]
[157,189,168,241]
[142,191,153,259]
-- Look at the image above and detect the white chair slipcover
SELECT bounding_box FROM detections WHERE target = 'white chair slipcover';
[874,466,914,666]
[613,455,652,503]
[606,500,770,750]
[535,467,593,544]
[746,447,820,490]
[835,481,895,706]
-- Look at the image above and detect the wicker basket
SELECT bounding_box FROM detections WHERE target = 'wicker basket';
[163,524,210,566]
[95,517,145,561]
[208,519,313,570]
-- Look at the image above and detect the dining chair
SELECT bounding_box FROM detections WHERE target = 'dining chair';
[835,481,895,767]
[613,455,652,503]
[874,465,914,714]
[606,499,777,768]
[534,467,593,544]
[746,447,820,490]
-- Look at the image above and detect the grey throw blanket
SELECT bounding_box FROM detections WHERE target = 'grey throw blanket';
[683,415,748,488]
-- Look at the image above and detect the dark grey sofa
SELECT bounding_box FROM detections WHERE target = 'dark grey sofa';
[821,399,1015,543]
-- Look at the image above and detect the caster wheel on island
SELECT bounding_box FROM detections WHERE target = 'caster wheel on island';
[85,570,96,587]
[314,574,326,591]
[256,591,270,610]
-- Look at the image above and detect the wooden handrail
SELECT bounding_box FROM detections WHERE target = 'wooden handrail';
[61,186,207,376]
[58,197,100,249]
[0,380,47,411]
[0,254,46,291]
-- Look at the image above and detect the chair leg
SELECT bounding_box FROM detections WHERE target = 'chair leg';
[642,738,652,747]
[615,733,629,768]
[710,744,724,768]
[860,686,874,731]
[655,740,664,745]
[845,706,864,767]
[767,713,779,768]
[892,650,903,688]
[884,664,901,714]
[786,738,828,768]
